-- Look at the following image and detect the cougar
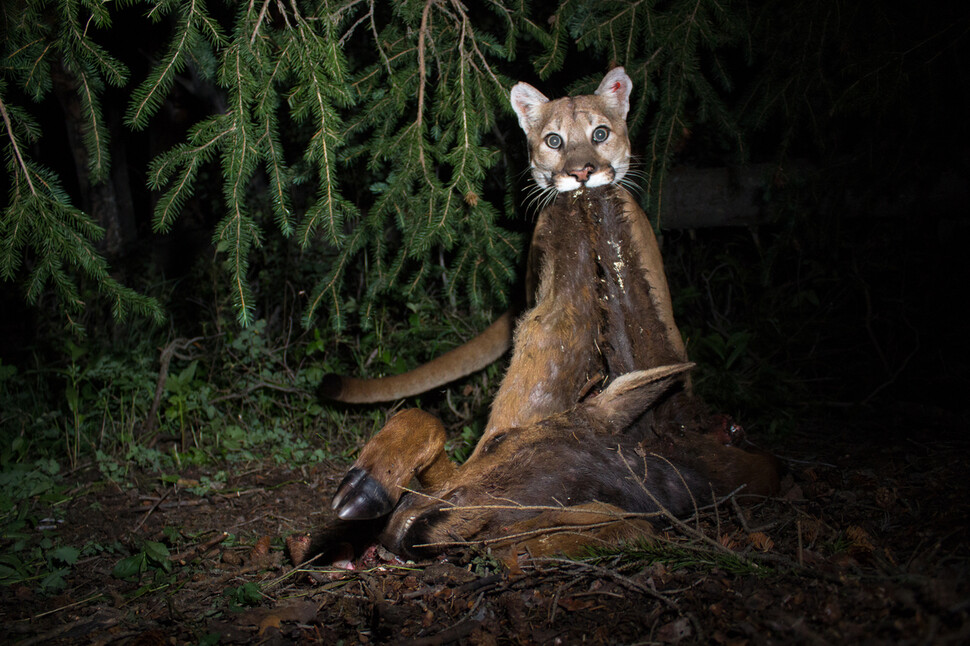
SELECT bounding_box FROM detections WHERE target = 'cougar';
[321,68,685,404]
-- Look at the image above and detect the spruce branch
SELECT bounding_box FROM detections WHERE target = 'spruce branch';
[250,0,273,44]
[303,225,366,330]
[415,0,434,186]
[286,7,354,248]
[367,0,394,79]
[2,87,162,324]
[3,0,758,330]
[126,0,225,130]
[530,4,568,79]
[260,109,294,236]
[61,57,111,182]
[0,93,37,197]
[149,115,230,232]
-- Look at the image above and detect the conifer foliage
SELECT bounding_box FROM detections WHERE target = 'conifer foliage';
[1,0,746,330]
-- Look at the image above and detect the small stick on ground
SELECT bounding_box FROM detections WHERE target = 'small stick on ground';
[132,487,171,533]
[731,496,752,533]
[525,556,680,611]
[169,531,229,564]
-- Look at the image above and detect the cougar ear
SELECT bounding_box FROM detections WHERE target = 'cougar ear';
[595,67,632,121]
[587,363,694,432]
[510,81,550,134]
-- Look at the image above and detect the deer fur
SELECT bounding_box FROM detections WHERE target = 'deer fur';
[304,187,778,563]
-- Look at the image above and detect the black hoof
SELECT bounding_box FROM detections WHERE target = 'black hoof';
[331,467,394,520]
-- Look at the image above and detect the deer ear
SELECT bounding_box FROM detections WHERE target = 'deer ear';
[587,363,694,432]
[510,81,550,134]
[594,67,632,120]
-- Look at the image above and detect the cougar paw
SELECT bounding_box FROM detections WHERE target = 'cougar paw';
[331,467,394,520]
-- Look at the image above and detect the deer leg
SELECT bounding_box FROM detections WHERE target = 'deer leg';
[655,431,780,499]
[700,440,780,499]
[332,409,457,520]
[490,502,656,559]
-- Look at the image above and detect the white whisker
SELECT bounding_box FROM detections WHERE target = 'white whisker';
[618,176,645,196]
[524,183,558,215]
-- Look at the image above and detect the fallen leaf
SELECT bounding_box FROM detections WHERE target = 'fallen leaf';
[222,550,243,566]
[748,532,774,552]
[657,616,692,643]
[557,596,595,611]
[240,601,320,635]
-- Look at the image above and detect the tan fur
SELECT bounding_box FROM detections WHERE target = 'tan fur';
[332,364,776,560]
[320,312,512,403]
[490,502,657,560]
[322,68,683,404]
[510,67,633,192]
[349,409,456,503]
[311,70,779,563]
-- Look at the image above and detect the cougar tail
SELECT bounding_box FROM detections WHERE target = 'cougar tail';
[319,311,514,404]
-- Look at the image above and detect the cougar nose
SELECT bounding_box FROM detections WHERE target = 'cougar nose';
[568,163,595,183]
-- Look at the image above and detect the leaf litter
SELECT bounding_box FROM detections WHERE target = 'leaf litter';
[2,409,968,645]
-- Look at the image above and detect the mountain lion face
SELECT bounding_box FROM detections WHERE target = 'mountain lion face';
[510,68,633,194]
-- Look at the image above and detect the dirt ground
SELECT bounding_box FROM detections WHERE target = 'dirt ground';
[2,404,969,645]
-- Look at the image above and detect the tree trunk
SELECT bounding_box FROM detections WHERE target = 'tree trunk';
[51,61,136,258]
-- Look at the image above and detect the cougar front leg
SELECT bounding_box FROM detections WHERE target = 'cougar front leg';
[331,409,457,520]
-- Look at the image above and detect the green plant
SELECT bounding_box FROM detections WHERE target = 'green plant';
[447,425,481,464]
[0,537,81,592]
[224,581,264,611]
[61,340,89,469]
[2,0,758,331]
[0,459,65,530]
[0,458,85,594]
[468,549,503,577]
[112,538,173,581]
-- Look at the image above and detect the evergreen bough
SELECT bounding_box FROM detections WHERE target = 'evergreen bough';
[1,0,750,331]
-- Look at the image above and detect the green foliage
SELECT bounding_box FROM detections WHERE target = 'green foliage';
[0,457,80,594]
[0,456,66,538]
[467,548,504,577]
[446,425,481,464]
[112,538,173,580]
[587,538,773,578]
[224,581,264,610]
[0,536,81,593]
[1,0,757,331]
[0,0,161,330]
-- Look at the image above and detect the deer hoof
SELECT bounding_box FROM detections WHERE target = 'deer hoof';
[331,467,394,520]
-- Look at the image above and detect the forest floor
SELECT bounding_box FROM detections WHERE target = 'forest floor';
[2,404,969,645]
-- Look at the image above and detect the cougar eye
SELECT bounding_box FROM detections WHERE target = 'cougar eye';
[592,126,610,143]
[544,133,563,149]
